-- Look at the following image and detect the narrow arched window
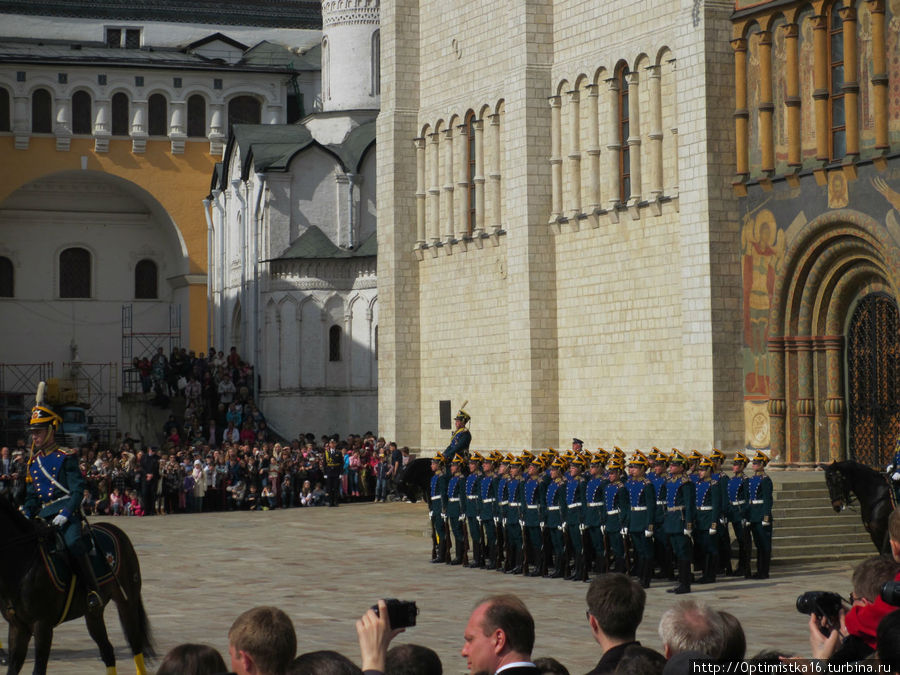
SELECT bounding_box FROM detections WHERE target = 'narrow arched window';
[227,95,261,137]
[135,259,158,299]
[59,247,91,298]
[0,256,13,297]
[72,90,92,135]
[617,64,631,202]
[322,37,330,102]
[187,94,206,137]
[329,325,342,362]
[371,30,380,96]
[148,93,167,136]
[828,3,845,160]
[111,92,129,136]
[465,111,476,234]
[32,88,52,133]
[0,87,10,132]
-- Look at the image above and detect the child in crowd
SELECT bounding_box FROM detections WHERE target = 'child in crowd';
[299,480,313,507]
[110,487,124,516]
[246,484,259,511]
[311,482,326,506]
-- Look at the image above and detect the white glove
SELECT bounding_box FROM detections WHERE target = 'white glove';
[502,518,507,526]
[741,519,749,528]
[621,527,629,536]
[762,520,771,527]
[518,520,525,528]
[579,524,586,533]
[645,529,653,538]
[601,525,606,534]
[888,464,895,473]
[709,527,716,535]
[558,525,565,532]
[892,472,900,482]
[52,513,68,527]
[476,516,482,523]
[684,528,692,536]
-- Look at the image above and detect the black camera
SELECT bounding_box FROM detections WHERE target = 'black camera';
[372,599,418,629]
[882,580,900,606]
[797,591,845,634]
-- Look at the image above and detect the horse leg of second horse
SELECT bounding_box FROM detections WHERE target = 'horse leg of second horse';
[84,612,117,674]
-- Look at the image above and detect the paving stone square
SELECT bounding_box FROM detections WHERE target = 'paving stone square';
[17,501,868,674]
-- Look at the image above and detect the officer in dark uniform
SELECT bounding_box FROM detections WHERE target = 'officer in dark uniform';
[324,437,343,507]
[747,450,774,579]
[445,455,467,565]
[603,457,629,574]
[504,455,525,574]
[663,450,696,594]
[648,449,672,580]
[709,448,731,575]
[694,456,722,585]
[564,454,589,581]
[725,451,751,578]
[428,453,449,563]
[625,451,656,588]
[495,453,512,572]
[543,455,568,577]
[444,407,472,467]
[521,456,546,577]
[479,451,501,569]
[23,396,102,612]
[584,449,609,575]
[464,452,484,567]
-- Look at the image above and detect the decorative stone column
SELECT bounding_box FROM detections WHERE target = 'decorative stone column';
[794,336,816,465]
[732,38,749,178]
[626,69,642,205]
[414,137,426,248]
[647,64,663,200]
[839,6,859,160]
[428,131,441,245]
[812,14,830,162]
[758,29,775,173]
[209,103,225,155]
[767,337,787,463]
[487,112,502,234]
[667,58,679,196]
[585,84,601,213]
[93,98,110,153]
[54,95,71,151]
[606,76,621,209]
[170,100,186,154]
[473,119,485,237]
[823,335,845,461]
[784,24,802,169]
[869,0,888,150]
[566,89,581,219]
[549,95,562,222]
[131,99,148,154]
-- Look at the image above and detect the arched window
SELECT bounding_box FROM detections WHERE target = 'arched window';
[148,93,167,136]
[59,247,91,298]
[0,87,10,132]
[72,90,92,135]
[111,92,129,136]
[32,88,52,133]
[329,325,342,362]
[134,259,158,299]
[0,256,13,297]
[617,64,631,202]
[187,94,206,137]
[371,30,380,96]
[322,37,330,102]
[829,3,846,160]
[227,95,261,137]
[465,111,476,234]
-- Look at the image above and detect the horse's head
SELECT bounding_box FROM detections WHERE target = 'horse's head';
[822,461,853,512]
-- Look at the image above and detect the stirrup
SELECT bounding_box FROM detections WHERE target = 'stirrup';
[86,590,102,612]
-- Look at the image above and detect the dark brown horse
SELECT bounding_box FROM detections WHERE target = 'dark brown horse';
[0,495,153,674]
[822,460,895,555]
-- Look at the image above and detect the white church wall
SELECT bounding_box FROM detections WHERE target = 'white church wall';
[289,146,339,242]
[357,145,377,245]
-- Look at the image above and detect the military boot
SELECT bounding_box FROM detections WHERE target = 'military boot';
[73,552,103,612]
[667,560,692,594]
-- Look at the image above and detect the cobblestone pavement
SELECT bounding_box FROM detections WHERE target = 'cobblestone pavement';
[13,500,866,674]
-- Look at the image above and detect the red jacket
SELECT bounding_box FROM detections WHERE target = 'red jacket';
[844,569,900,649]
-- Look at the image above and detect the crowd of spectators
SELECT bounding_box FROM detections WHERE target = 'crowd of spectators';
[127,507,900,675]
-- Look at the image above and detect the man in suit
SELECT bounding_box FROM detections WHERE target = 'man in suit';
[139,445,160,515]
[461,594,539,674]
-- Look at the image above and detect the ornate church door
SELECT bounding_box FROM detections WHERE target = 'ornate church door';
[847,293,900,467]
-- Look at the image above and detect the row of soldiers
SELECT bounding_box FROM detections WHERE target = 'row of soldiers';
[428,441,774,594]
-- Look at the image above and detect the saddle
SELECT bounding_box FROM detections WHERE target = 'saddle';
[39,523,119,594]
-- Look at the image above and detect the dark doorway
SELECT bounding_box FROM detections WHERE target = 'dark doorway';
[847,293,900,467]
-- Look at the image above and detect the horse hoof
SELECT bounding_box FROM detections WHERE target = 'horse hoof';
[0,648,7,666]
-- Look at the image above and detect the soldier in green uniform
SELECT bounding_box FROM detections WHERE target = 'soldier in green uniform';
[694,456,722,584]
[709,448,731,576]
[725,450,752,578]
[428,453,448,563]
[445,455,467,565]
[563,454,589,581]
[496,453,513,572]
[521,456,546,577]
[663,450,696,594]
[583,449,609,576]
[648,449,672,580]
[543,455,569,577]
[747,450,774,579]
[504,455,525,575]
[479,451,501,569]
[464,452,484,568]
[603,457,629,574]
[625,451,656,588]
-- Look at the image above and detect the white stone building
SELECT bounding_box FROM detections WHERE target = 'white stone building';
[208,0,379,438]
